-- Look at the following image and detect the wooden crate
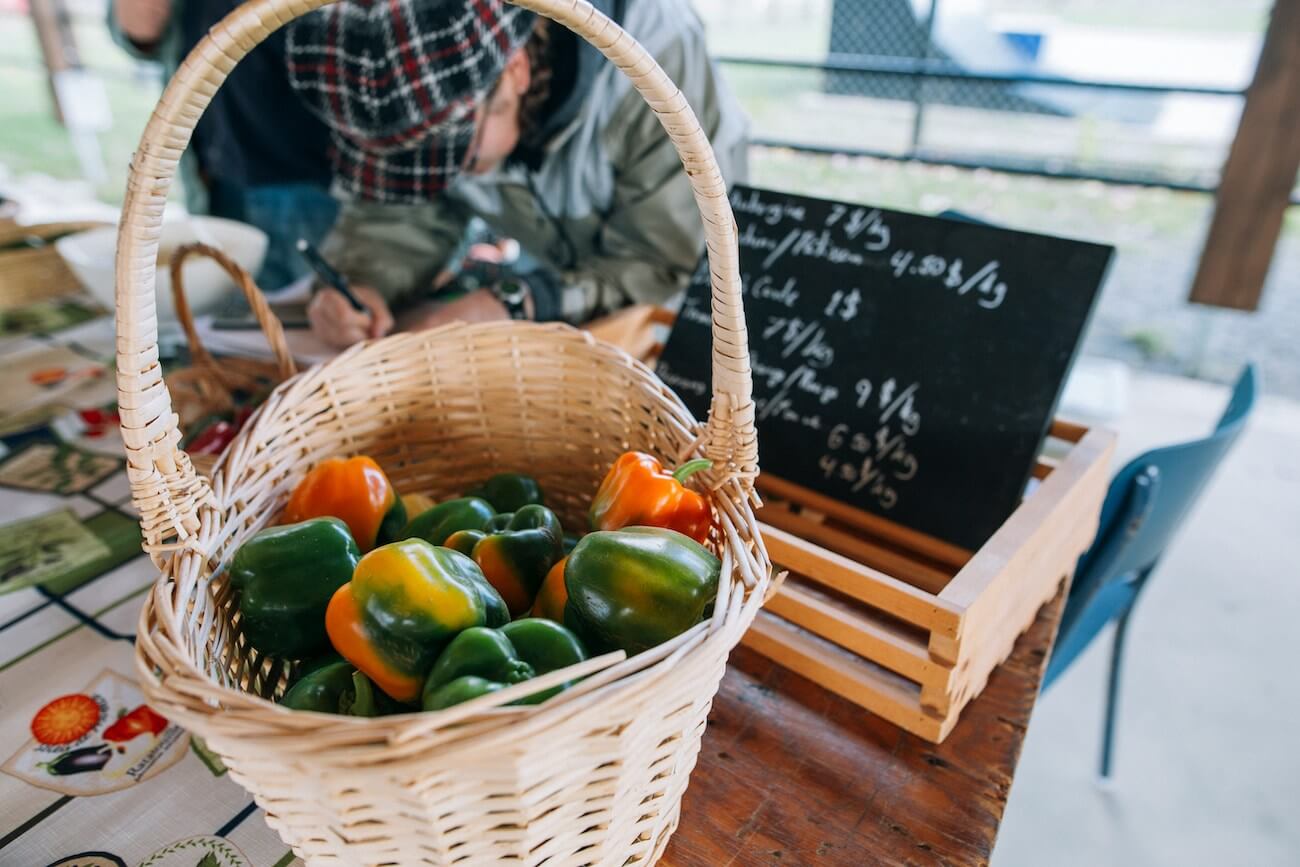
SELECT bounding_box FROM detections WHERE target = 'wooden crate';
[743,419,1115,742]
[586,307,1116,743]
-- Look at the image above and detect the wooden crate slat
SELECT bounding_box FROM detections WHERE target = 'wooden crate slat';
[743,611,947,742]
[757,475,973,570]
[940,429,1114,609]
[760,502,954,595]
[935,429,1114,710]
[761,523,963,636]
[765,582,941,687]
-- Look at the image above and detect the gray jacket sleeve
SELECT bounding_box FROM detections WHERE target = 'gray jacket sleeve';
[556,24,749,323]
[321,194,470,305]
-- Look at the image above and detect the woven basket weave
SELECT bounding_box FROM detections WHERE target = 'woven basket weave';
[121,1,769,864]
[163,242,297,476]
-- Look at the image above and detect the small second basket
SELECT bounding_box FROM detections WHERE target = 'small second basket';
[120,0,771,864]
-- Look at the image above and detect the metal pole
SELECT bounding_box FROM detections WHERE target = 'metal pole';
[909,0,939,157]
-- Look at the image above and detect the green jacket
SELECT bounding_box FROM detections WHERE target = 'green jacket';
[320,0,750,324]
[107,0,209,215]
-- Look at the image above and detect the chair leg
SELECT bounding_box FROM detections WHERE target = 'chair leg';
[1099,608,1134,779]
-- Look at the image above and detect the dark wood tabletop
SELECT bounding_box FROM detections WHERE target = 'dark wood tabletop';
[664,585,1066,867]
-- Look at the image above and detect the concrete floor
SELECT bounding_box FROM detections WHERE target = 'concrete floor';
[993,369,1300,867]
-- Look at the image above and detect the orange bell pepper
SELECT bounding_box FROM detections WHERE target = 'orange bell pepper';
[283,456,406,552]
[588,452,713,544]
[530,556,569,622]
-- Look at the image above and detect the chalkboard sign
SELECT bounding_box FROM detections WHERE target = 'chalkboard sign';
[656,185,1114,550]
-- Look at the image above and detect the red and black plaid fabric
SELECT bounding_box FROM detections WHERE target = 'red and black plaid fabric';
[287,0,535,203]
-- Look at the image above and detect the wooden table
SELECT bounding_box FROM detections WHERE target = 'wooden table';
[664,585,1066,866]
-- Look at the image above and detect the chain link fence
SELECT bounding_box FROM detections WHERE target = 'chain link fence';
[697,0,1279,196]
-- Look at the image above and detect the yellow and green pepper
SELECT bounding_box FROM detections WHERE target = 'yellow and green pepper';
[325,539,509,703]
[229,517,360,659]
[565,527,720,655]
[445,504,564,617]
[422,618,587,710]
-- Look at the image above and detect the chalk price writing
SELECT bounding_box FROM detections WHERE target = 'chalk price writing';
[817,378,923,510]
[823,288,861,322]
[825,204,890,250]
[888,249,1008,310]
[762,316,835,368]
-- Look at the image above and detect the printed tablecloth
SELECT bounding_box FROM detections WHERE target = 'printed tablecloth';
[0,299,299,867]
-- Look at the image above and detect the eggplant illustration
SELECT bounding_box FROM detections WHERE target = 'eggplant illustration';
[39,743,112,776]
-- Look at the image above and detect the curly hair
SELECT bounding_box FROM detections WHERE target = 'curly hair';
[516,17,555,152]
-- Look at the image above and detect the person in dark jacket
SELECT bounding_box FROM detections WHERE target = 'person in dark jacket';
[286,0,749,348]
[109,0,336,288]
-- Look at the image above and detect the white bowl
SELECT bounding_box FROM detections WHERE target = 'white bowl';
[56,216,268,322]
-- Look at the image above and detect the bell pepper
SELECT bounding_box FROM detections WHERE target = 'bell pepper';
[445,504,564,617]
[589,452,714,544]
[229,517,361,658]
[467,473,545,513]
[422,618,587,710]
[280,661,403,716]
[400,496,495,546]
[283,456,407,552]
[401,492,436,518]
[102,705,169,742]
[530,557,568,622]
[565,526,721,655]
[325,539,509,702]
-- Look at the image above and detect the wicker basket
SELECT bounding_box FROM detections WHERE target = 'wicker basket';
[163,242,297,476]
[120,1,770,864]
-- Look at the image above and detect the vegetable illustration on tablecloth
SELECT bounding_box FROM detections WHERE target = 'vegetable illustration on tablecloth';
[30,693,104,745]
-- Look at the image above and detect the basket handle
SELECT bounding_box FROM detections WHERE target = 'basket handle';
[169,242,298,384]
[115,0,755,550]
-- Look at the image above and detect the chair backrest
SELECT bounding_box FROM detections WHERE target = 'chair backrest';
[1044,364,1259,686]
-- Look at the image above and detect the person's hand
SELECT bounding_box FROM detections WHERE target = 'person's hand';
[113,0,173,49]
[307,285,394,348]
[398,289,510,332]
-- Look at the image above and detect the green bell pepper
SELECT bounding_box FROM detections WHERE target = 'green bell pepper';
[564,526,721,655]
[467,473,545,513]
[444,504,564,616]
[280,661,404,716]
[400,496,496,546]
[229,517,361,659]
[422,618,588,710]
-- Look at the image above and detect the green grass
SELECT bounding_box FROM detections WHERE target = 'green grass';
[0,14,161,203]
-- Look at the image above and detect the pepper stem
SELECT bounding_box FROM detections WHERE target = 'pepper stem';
[672,459,713,485]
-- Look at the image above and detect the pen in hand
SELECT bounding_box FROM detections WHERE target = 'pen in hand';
[296,238,368,314]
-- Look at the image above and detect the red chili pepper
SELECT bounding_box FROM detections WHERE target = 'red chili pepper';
[102,704,169,742]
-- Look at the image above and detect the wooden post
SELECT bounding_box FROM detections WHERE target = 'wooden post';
[1189,0,1300,311]
[28,0,81,126]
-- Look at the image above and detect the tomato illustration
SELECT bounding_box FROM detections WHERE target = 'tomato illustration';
[31,694,102,745]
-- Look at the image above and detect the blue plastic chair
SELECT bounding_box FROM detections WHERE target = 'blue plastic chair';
[1043,364,1259,777]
